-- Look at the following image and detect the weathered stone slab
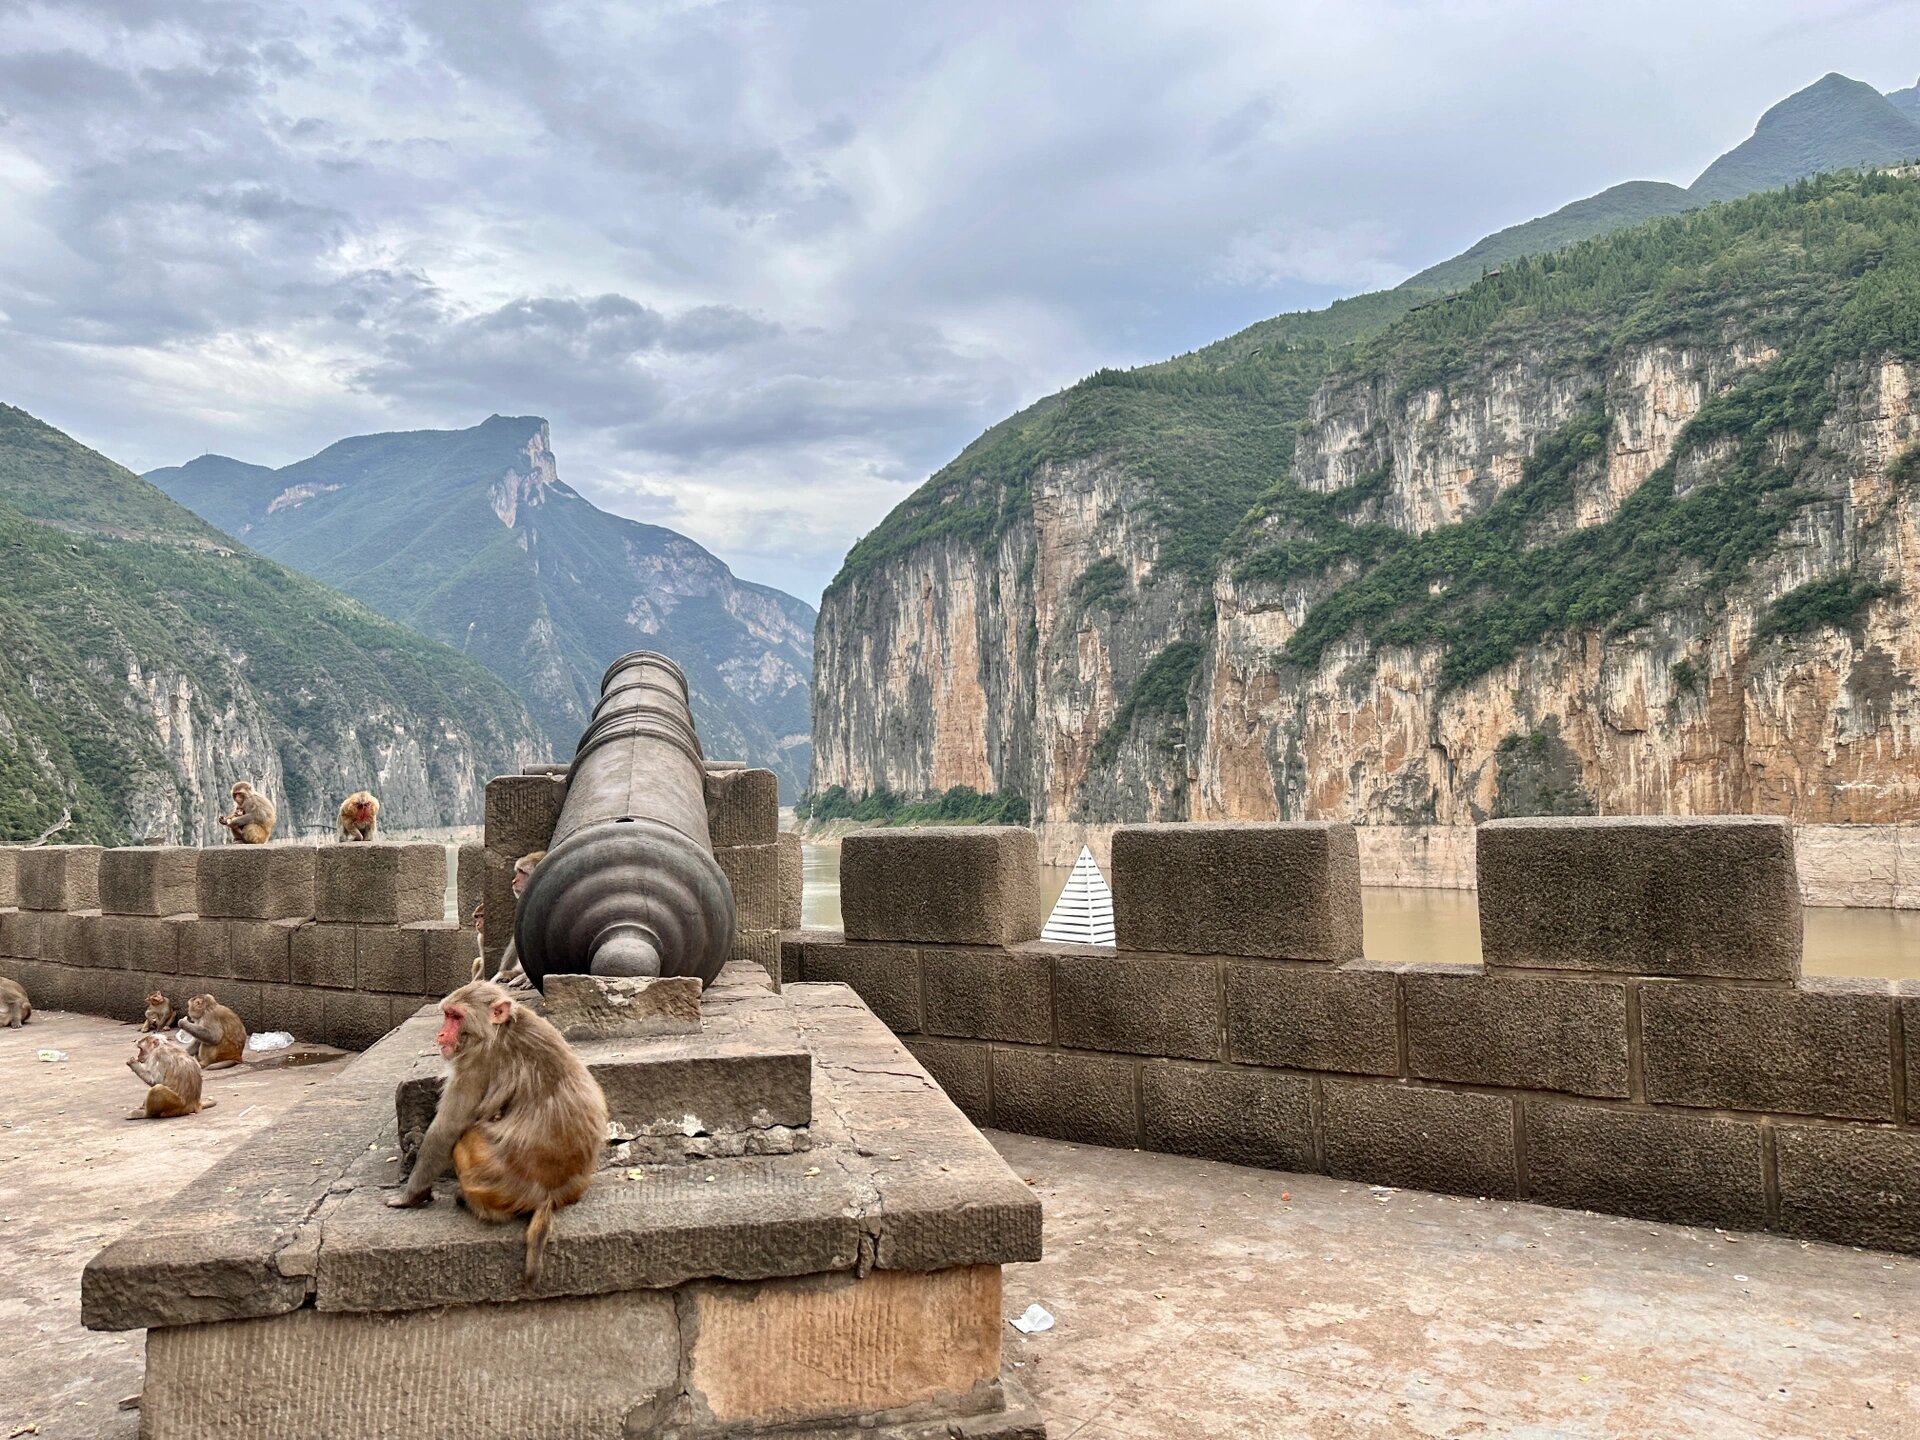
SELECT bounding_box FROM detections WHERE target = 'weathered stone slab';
[1405,970,1629,1099]
[1324,1081,1517,1198]
[1226,962,1399,1075]
[482,772,566,972]
[1478,816,1801,979]
[98,846,198,916]
[730,927,780,984]
[1776,1124,1920,1253]
[197,844,316,921]
[323,989,396,1051]
[0,847,15,908]
[778,829,803,930]
[905,1037,992,1124]
[544,972,703,1040]
[1639,977,1895,1120]
[841,827,1042,947]
[315,843,445,925]
[1525,1099,1767,1229]
[456,842,485,927]
[17,844,102,911]
[355,925,426,994]
[716,842,780,931]
[923,944,1053,1045]
[0,906,40,960]
[705,765,780,848]
[142,1290,681,1440]
[1142,1061,1312,1170]
[228,918,299,983]
[797,939,923,1034]
[991,1048,1138,1147]
[1112,822,1363,961]
[291,923,355,989]
[1054,949,1221,1060]
[420,921,476,997]
[1905,985,1920,1125]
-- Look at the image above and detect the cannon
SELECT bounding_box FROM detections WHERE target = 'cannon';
[512,650,737,987]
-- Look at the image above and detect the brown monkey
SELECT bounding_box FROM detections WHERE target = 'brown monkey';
[179,993,247,1069]
[0,975,29,1027]
[471,849,545,987]
[141,991,176,1033]
[387,980,607,1285]
[216,781,276,844]
[336,790,380,842]
[126,1034,212,1119]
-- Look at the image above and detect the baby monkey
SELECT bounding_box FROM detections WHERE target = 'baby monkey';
[387,980,607,1285]
[337,791,380,842]
[141,991,176,1033]
[126,1034,212,1119]
[217,782,276,845]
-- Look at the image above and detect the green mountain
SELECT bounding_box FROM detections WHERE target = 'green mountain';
[0,405,541,844]
[1400,181,1697,293]
[1891,78,1920,121]
[1689,73,1920,202]
[148,417,814,795]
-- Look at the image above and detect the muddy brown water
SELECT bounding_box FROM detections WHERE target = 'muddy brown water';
[798,841,1920,980]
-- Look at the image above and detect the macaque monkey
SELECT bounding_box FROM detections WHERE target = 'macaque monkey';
[126,1034,212,1119]
[387,980,607,1285]
[179,993,247,1069]
[216,781,276,845]
[141,991,176,1032]
[337,791,380,842]
[0,975,29,1027]
[471,849,545,987]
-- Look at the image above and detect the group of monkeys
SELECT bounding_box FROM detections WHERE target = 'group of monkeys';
[1,830,601,1285]
[214,783,381,845]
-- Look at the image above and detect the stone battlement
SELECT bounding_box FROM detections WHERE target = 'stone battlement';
[787,818,1920,1255]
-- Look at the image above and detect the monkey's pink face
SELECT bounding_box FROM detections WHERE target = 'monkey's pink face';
[436,1005,467,1058]
[354,801,374,822]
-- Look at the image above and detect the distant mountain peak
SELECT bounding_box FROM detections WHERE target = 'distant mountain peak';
[490,421,560,529]
[1690,71,1920,202]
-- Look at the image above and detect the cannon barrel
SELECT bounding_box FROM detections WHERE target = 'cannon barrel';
[512,650,737,987]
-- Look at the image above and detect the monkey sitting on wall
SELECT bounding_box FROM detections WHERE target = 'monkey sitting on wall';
[470,849,545,988]
[126,1034,212,1119]
[1,975,30,1027]
[387,980,608,1285]
[337,791,380,842]
[141,991,176,1033]
[179,993,247,1069]
[216,782,276,845]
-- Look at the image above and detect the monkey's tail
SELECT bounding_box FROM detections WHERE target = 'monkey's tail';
[525,1200,556,1287]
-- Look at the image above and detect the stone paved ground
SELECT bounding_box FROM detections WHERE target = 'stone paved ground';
[4,1011,1916,1440]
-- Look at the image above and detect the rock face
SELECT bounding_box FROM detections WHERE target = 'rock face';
[810,311,1920,829]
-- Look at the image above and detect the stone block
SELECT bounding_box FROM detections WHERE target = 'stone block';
[1142,1061,1313,1170]
[1111,822,1363,961]
[482,772,565,972]
[196,844,316,921]
[0,847,14,907]
[1776,1125,1920,1252]
[291,923,356,989]
[98,846,198,916]
[256,983,327,1046]
[67,962,152,1022]
[356,926,427,994]
[1054,949,1220,1060]
[1477,816,1801,980]
[228,919,298,983]
[779,931,806,985]
[85,914,173,972]
[729,927,780,984]
[455,843,485,927]
[841,827,1042,947]
[990,1048,1138,1147]
[17,844,102,911]
[543,973,702,1040]
[1525,1099,1766,1228]
[1404,970,1629,1099]
[904,1037,992,1124]
[141,1290,681,1440]
[323,989,395,1051]
[777,829,803,930]
[420,922,476,997]
[39,909,87,964]
[177,918,231,979]
[0,906,40,959]
[923,946,1053,1045]
[154,915,192,974]
[315,843,445,925]
[682,1266,1002,1430]
[1638,978,1894,1120]
[715,842,780,931]
[704,765,780,848]
[1323,1081,1518,1198]
[799,940,921,1033]
[1225,963,1399,1075]
[1906,989,1920,1125]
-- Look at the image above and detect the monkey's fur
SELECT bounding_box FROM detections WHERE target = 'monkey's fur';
[387,981,608,1285]
[180,993,247,1069]
[470,850,544,987]
[337,791,380,842]
[0,975,29,1027]
[126,1034,212,1119]
[217,782,276,845]
[141,991,176,1033]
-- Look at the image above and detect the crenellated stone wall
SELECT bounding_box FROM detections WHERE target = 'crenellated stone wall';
[784,818,1920,1254]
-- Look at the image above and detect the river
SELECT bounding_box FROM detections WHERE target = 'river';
[798,841,1920,981]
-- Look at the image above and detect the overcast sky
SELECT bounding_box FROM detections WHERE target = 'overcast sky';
[0,2,1915,603]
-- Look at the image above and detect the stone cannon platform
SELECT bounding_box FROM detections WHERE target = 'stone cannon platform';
[82,965,1045,1439]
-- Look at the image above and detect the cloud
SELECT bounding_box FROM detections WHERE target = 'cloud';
[0,0,1916,602]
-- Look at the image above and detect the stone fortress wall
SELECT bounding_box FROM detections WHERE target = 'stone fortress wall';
[787,818,1920,1255]
[0,765,803,1049]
